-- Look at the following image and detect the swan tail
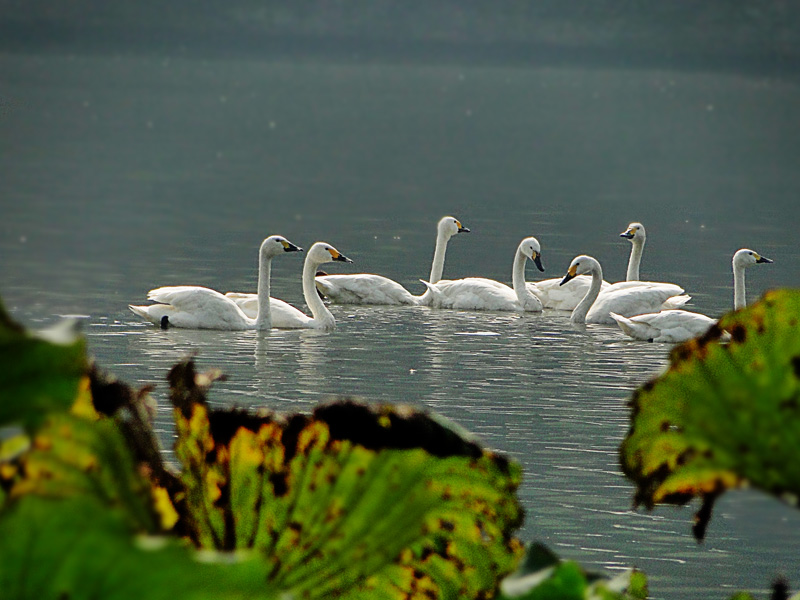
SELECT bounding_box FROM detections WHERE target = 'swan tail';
[418,280,439,307]
[609,312,657,341]
[662,294,691,310]
[129,304,165,325]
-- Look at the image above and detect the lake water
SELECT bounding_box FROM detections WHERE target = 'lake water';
[2,50,800,599]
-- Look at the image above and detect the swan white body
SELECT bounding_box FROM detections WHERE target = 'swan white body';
[313,216,470,306]
[561,255,688,325]
[422,237,545,312]
[527,276,611,311]
[524,221,646,310]
[610,310,717,343]
[129,236,302,330]
[610,248,773,342]
[238,242,353,330]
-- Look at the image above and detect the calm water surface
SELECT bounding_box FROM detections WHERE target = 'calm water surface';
[2,51,800,599]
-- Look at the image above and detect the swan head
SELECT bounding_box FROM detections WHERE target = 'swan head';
[620,222,646,243]
[733,248,773,270]
[560,255,599,285]
[260,235,303,258]
[438,216,470,238]
[308,242,353,266]
[519,237,545,272]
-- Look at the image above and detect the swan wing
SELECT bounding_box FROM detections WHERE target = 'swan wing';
[270,297,313,328]
[224,291,312,328]
[587,283,686,324]
[611,310,716,343]
[225,292,258,317]
[527,276,611,311]
[314,274,418,305]
[133,286,249,329]
[660,294,691,310]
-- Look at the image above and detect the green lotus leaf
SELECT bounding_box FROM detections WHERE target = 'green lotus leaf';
[168,358,525,599]
[620,289,800,540]
[0,299,87,430]
[497,542,647,600]
[0,495,274,600]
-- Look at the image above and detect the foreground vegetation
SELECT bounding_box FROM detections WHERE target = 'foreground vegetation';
[1,290,799,598]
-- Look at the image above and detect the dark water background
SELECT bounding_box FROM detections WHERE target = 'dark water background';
[2,11,800,598]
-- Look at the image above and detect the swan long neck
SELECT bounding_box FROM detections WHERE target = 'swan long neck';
[428,232,450,284]
[571,263,604,324]
[512,249,531,307]
[254,251,272,330]
[733,262,747,310]
[304,257,335,329]
[626,239,644,281]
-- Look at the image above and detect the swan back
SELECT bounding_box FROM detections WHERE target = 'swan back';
[610,310,717,343]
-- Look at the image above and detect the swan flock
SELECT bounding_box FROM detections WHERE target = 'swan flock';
[129,218,773,342]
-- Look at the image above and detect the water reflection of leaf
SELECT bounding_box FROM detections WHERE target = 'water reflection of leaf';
[621,289,800,541]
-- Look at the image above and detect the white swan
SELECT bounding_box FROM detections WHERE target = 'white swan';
[526,221,646,310]
[560,255,688,325]
[231,242,353,330]
[610,248,773,342]
[312,216,470,306]
[421,237,545,311]
[129,236,303,330]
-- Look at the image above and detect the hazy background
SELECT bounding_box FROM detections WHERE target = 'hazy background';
[2,4,800,599]
[2,1,799,69]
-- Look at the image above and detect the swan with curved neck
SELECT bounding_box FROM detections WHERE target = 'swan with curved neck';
[610,248,773,342]
[129,235,302,330]
[312,216,469,306]
[560,255,687,325]
[422,237,545,311]
[271,242,354,330]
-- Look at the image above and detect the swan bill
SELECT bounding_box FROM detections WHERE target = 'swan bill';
[328,249,354,263]
[560,265,578,286]
[756,254,773,264]
[620,228,635,239]
[533,252,545,272]
[282,241,304,253]
[456,221,470,233]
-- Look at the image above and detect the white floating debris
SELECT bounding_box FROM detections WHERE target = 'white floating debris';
[453,331,500,337]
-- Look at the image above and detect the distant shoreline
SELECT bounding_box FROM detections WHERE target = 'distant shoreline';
[0,19,797,79]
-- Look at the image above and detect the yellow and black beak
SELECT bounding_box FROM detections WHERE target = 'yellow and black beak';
[560,264,578,286]
[532,252,545,272]
[620,228,635,239]
[756,253,773,264]
[329,248,354,263]
[457,221,470,234]
[281,240,303,253]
